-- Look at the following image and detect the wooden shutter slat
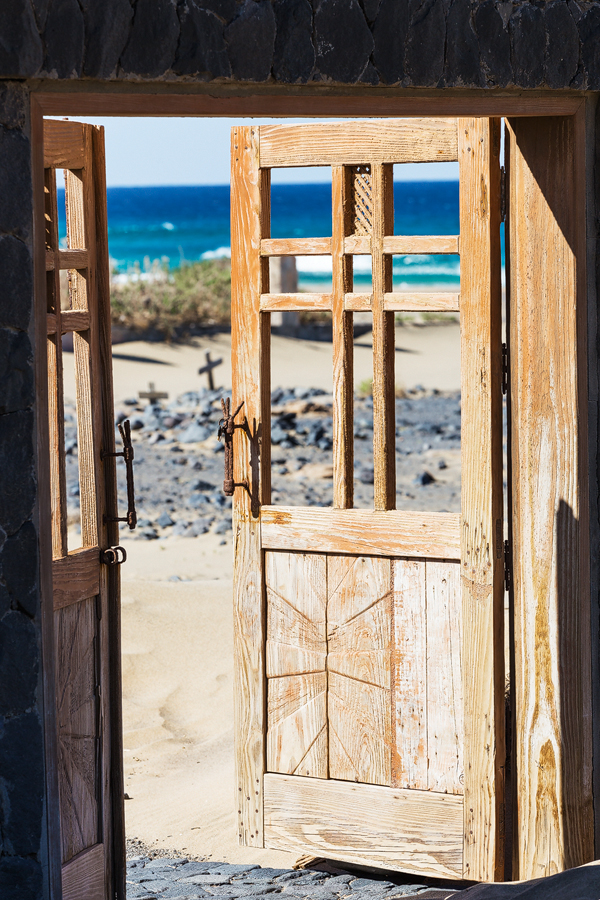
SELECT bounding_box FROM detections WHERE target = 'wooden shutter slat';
[261,238,331,256]
[344,235,460,255]
[260,293,331,311]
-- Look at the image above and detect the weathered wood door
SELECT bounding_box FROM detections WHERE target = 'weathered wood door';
[231,119,505,882]
[43,119,125,900]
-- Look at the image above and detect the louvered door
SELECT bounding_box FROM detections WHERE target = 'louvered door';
[231,118,505,882]
[44,119,125,900]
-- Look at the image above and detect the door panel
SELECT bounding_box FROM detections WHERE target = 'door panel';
[232,118,504,881]
[43,118,125,900]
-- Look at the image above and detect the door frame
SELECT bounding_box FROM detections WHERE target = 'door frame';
[30,90,594,896]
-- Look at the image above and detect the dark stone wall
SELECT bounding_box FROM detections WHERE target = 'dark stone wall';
[0,83,45,900]
[0,0,598,88]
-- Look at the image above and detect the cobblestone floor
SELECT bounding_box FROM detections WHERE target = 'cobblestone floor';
[126,857,465,900]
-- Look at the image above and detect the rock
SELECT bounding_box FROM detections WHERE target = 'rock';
[357,466,374,484]
[271,424,288,444]
[273,0,314,83]
[137,527,159,540]
[444,0,484,87]
[191,479,216,492]
[0,236,32,330]
[213,519,231,534]
[172,521,190,537]
[212,441,224,453]
[82,0,133,78]
[187,492,210,508]
[0,409,35,535]
[43,0,85,77]
[188,516,213,536]
[130,417,144,430]
[544,0,579,89]
[173,2,231,78]
[163,415,182,428]
[180,421,212,443]
[415,470,435,486]
[0,127,33,241]
[405,0,446,87]
[224,0,276,82]
[314,0,374,83]
[156,511,174,528]
[437,458,447,470]
[120,0,180,77]
[509,4,544,89]
[0,83,27,130]
[148,432,166,445]
[0,1,43,77]
[474,0,512,87]
[372,0,408,84]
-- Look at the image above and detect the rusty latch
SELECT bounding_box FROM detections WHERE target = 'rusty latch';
[101,546,127,566]
[101,419,137,529]
[218,398,247,496]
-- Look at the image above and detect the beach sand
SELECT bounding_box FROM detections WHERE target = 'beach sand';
[107,324,460,863]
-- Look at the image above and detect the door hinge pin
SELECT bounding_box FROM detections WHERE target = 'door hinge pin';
[504,540,512,593]
[501,342,508,395]
[500,166,506,223]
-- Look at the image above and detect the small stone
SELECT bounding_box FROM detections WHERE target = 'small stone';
[137,527,159,540]
[65,438,77,455]
[180,422,212,443]
[187,493,210,509]
[130,417,145,430]
[156,512,174,528]
[213,519,231,534]
[437,459,447,470]
[191,479,216,492]
[212,441,224,454]
[415,471,435,486]
[148,432,166,445]
[188,517,213,537]
[271,424,287,444]
[172,521,190,536]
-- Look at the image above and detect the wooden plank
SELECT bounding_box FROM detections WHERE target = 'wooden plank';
[261,507,461,560]
[231,125,267,847]
[327,556,392,786]
[426,561,463,795]
[392,559,428,791]
[259,119,459,168]
[264,774,464,879]
[344,235,460,256]
[261,237,331,256]
[44,167,68,560]
[52,548,100,610]
[62,844,105,900]
[43,118,86,169]
[55,596,99,862]
[260,293,331,312]
[344,293,373,311]
[48,310,91,335]
[91,122,124,900]
[265,553,327,779]
[507,116,594,878]
[383,292,460,313]
[331,166,354,509]
[458,117,505,881]
[46,248,90,271]
[371,163,395,510]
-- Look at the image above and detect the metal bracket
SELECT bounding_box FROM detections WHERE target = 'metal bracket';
[102,419,137,529]
[502,342,508,395]
[101,545,128,566]
[504,539,512,593]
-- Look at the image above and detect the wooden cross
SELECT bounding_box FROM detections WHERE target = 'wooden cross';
[198,350,223,391]
[138,381,168,405]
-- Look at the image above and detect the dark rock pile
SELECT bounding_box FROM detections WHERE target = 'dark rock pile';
[63,386,461,544]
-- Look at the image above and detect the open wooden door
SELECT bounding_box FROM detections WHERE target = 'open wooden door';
[43,119,126,900]
[231,118,505,882]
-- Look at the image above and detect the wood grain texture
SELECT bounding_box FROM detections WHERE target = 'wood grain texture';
[383,293,460,313]
[231,125,267,846]
[259,119,459,168]
[458,117,505,881]
[46,248,89,271]
[62,844,105,900]
[260,293,331,311]
[344,236,460,256]
[47,310,91,335]
[266,553,327,778]
[52,549,100,610]
[327,556,392,786]
[261,238,331,256]
[264,774,464,879]
[332,166,354,509]
[371,163,396,510]
[392,560,428,790]
[261,507,460,560]
[507,115,594,879]
[55,596,99,863]
[426,561,463,794]
[43,118,85,169]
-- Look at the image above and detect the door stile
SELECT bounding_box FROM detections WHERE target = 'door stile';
[231,125,268,847]
[458,117,505,882]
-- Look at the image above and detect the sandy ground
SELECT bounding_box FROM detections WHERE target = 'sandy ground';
[103,323,460,864]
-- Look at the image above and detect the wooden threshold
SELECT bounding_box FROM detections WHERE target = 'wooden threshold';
[261,507,461,560]
[264,774,463,880]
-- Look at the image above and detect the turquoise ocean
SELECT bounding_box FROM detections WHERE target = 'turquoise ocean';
[59,181,461,291]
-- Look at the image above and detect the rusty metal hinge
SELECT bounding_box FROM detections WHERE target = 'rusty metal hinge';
[504,540,512,593]
[500,166,506,223]
[502,342,508,394]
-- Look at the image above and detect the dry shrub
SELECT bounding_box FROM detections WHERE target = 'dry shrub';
[110,259,231,339]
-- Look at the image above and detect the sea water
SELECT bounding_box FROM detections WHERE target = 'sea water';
[57,181,461,291]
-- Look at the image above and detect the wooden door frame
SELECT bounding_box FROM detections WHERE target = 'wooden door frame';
[30,89,593,895]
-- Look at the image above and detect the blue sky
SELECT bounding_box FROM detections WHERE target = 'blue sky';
[60,117,459,187]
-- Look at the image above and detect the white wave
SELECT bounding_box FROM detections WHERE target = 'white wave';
[162,221,175,231]
[201,246,231,259]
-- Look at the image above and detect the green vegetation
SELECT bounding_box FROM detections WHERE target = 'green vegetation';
[110,258,231,339]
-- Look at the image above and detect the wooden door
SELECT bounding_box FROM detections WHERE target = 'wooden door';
[231,119,505,882]
[43,119,125,900]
